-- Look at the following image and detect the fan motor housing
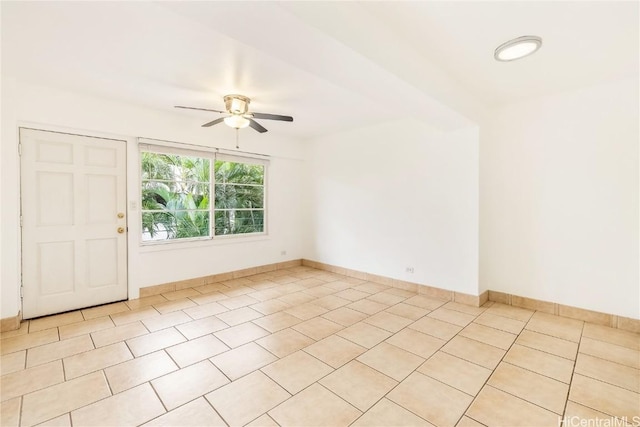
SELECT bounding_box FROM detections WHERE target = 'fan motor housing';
[224,94,251,115]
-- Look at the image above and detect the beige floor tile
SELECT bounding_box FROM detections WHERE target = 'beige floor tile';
[210,342,277,380]
[292,317,343,340]
[206,370,290,426]
[504,344,575,383]
[569,374,640,421]
[334,289,370,302]
[26,335,94,368]
[262,350,333,394]
[1,328,59,355]
[63,341,132,379]
[104,350,178,393]
[166,334,229,368]
[313,295,351,310]
[221,286,256,298]
[189,291,228,306]
[583,323,640,350]
[351,398,434,427]
[176,316,229,340]
[346,299,388,315]
[279,292,315,307]
[579,337,640,368]
[141,310,193,332]
[575,353,640,392]
[320,360,397,411]
[162,288,201,301]
[474,312,526,335]
[443,302,487,317]
[216,307,263,326]
[516,329,578,360]
[388,372,473,427]
[110,306,159,326]
[253,312,302,333]
[284,303,329,320]
[0,321,29,340]
[126,327,186,357]
[90,321,148,348]
[563,401,632,427]
[0,397,21,427]
[456,416,485,427]
[71,383,165,426]
[152,360,229,410]
[367,292,407,306]
[81,302,129,320]
[183,301,227,320]
[337,322,392,348]
[269,383,362,426]
[364,311,413,333]
[410,316,463,340]
[246,414,279,427]
[488,362,569,414]
[153,298,197,314]
[526,311,584,342]
[302,285,336,298]
[459,323,517,351]
[35,413,71,426]
[249,288,285,302]
[142,397,226,426]
[1,350,25,376]
[418,351,492,396]
[484,303,534,322]
[323,280,355,291]
[322,307,368,327]
[386,328,446,358]
[214,322,270,348]
[1,360,64,402]
[21,371,111,426]
[304,335,367,368]
[29,311,84,333]
[404,295,447,310]
[124,294,167,310]
[219,294,260,310]
[385,303,429,320]
[58,316,114,340]
[195,283,231,294]
[442,336,505,369]
[466,385,559,427]
[251,299,291,315]
[256,328,314,358]
[428,308,476,327]
[354,282,389,294]
[357,342,424,381]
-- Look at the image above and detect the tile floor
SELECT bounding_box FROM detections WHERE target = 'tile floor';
[1,266,639,426]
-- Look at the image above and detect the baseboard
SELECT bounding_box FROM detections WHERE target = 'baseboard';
[139,259,303,298]
[1,311,22,333]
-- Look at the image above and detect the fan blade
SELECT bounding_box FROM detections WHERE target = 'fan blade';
[202,117,225,127]
[248,119,268,133]
[175,105,226,114]
[251,112,294,122]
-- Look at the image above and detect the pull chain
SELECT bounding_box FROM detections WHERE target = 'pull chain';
[235,128,240,149]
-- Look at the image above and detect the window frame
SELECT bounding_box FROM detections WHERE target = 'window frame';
[138,142,268,246]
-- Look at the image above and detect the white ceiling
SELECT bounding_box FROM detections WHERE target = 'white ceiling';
[2,1,638,139]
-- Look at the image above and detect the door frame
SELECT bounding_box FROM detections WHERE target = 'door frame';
[18,122,135,317]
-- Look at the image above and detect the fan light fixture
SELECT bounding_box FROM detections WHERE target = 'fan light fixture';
[224,115,250,129]
[494,35,542,62]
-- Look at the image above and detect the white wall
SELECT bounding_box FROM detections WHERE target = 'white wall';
[480,78,639,319]
[1,81,306,319]
[304,118,479,295]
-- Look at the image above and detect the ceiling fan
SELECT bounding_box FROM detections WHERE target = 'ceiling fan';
[175,94,293,133]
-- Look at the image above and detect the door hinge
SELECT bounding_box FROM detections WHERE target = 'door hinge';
[20,286,24,298]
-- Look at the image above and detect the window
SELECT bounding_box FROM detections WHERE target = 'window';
[140,145,266,243]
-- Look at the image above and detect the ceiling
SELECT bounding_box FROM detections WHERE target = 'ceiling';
[2,1,638,139]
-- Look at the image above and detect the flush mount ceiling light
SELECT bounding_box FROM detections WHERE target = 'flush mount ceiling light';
[494,35,542,62]
[223,115,250,129]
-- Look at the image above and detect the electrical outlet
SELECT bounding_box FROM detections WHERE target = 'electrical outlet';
[406,267,414,274]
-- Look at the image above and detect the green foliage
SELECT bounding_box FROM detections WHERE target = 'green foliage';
[141,152,264,240]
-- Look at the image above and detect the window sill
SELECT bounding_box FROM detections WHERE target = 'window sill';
[138,233,269,252]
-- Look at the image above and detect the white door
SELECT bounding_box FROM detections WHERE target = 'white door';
[20,128,128,319]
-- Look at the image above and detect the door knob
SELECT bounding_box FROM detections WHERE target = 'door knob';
[117,227,125,234]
